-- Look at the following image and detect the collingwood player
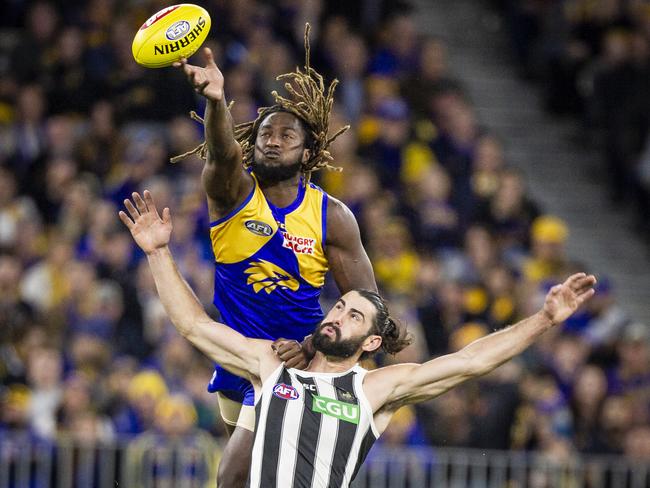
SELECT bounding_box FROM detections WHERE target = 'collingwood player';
[120,191,597,488]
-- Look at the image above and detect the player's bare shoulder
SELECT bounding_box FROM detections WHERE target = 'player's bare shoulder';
[362,363,418,412]
[325,195,359,245]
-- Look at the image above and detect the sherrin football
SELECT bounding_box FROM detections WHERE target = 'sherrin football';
[132,4,211,68]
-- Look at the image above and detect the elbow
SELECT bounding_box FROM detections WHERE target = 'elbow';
[172,317,195,339]
[172,310,206,339]
[459,347,491,378]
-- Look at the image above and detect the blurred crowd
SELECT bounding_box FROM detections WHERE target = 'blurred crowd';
[498,0,650,242]
[0,0,649,475]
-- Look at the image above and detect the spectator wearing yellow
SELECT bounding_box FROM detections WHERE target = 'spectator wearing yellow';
[372,219,420,296]
[523,215,571,283]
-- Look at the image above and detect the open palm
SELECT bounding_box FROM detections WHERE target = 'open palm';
[543,273,597,325]
[119,191,172,254]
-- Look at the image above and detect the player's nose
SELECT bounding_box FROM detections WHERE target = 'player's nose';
[266,133,281,147]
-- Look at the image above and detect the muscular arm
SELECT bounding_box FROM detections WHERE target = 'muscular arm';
[175,48,252,216]
[368,311,553,411]
[202,98,250,210]
[325,197,377,293]
[146,246,266,379]
[366,273,596,413]
[119,191,279,381]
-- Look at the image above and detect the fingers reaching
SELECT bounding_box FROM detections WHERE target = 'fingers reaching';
[123,198,139,221]
[563,272,597,296]
[576,288,596,306]
[172,57,187,68]
[564,273,586,289]
[576,276,596,297]
[132,192,148,214]
[203,47,216,68]
[143,190,161,219]
[118,210,134,229]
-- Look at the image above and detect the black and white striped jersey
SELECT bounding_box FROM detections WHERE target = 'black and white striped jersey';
[246,364,379,488]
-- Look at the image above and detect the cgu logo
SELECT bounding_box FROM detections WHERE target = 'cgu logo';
[312,395,360,424]
[273,383,299,400]
[245,220,273,237]
[140,5,180,30]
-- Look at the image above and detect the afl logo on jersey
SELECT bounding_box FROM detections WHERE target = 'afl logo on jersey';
[273,383,300,400]
[245,220,273,237]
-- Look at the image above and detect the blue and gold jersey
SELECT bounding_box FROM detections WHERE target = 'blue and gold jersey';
[210,174,329,343]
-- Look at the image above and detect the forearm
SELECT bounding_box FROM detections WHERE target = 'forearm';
[146,246,210,336]
[383,310,554,408]
[204,97,239,164]
[146,246,258,376]
[462,310,553,375]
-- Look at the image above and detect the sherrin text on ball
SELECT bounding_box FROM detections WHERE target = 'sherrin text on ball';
[132,4,211,68]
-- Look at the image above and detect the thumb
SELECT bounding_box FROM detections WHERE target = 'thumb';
[203,47,217,68]
[162,207,171,224]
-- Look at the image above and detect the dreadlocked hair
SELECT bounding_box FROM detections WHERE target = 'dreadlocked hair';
[171,23,349,184]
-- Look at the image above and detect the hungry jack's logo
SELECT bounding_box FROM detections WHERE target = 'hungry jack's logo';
[281,232,315,255]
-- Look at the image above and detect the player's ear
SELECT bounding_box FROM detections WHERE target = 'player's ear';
[361,335,382,355]
[302,148,312,164]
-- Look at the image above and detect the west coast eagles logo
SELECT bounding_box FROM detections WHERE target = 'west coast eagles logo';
[244,260,299,294]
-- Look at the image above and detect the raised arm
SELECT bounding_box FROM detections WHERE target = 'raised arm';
[119,191,276,380]
[174,48,252,217]
[366,273,597,412]
[325,197,377,293]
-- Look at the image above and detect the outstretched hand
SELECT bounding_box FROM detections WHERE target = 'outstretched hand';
[543,273,597,325]
[119,191,172,254]
[173,47,224,102]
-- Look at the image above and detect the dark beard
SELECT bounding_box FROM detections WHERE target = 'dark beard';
[311,322,368,360]
[250,158,302,184]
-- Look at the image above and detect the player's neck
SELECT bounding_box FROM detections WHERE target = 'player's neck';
[259,174,302,208]
[306,352,358,374]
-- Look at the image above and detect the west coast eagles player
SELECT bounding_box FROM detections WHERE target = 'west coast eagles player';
[173,26,376,486]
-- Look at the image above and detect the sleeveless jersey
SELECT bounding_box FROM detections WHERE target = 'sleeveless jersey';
[247,365,379,488]
[209,174,329,342]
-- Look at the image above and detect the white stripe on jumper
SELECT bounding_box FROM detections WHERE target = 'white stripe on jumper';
[341,367,374,487]
[249,365,283,488]
[275,370,305,487]
[310,377,339,488]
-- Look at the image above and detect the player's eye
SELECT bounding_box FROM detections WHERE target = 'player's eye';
[351,312,360,321]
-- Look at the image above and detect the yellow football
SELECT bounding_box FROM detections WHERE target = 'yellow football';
[132,4,211,68]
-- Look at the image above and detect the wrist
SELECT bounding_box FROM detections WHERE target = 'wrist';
[538,309,556,328]
[146,246,170,258]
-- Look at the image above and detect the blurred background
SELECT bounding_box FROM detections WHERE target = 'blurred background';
[0,0,649,486]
